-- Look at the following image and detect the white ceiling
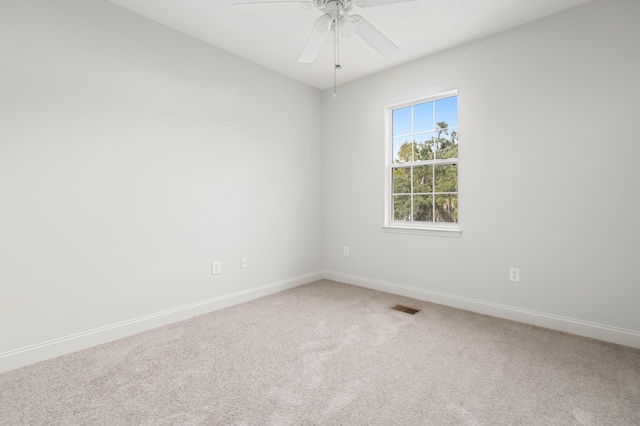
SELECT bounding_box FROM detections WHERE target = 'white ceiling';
[107,0,595,90]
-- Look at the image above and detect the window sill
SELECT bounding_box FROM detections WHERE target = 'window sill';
[382,224,461,238]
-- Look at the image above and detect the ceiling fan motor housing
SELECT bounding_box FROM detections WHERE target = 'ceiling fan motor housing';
[314,0,355,13]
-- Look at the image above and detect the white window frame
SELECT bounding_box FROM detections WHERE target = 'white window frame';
[383,89,461,238]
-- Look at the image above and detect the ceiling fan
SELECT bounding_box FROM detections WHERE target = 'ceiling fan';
[232,0,416,95]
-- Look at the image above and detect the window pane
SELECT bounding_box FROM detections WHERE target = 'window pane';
[434,164,458,193]
[388,93,458,227]
[413,195,434,222]
[435,194,458,223]
[392,106,412,136]
[412,165,433,193]
[414,132,435,161]
[393,137,414,163]
[392,167,411,194]
[393,195,412,221]
[413,101,434,133]
[435,127,458,160]
[435,96,458,128]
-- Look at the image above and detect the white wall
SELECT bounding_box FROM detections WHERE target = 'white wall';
[323,0,640,345]
[0,0,323,368]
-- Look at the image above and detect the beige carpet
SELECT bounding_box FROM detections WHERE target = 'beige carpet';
[1,280,639,425]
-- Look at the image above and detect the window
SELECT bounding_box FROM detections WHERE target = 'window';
[384,90,460,236]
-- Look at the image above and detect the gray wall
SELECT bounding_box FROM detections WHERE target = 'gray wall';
[0,0,323,359]
[322,0,640,340]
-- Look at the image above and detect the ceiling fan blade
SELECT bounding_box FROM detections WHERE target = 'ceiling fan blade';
[353,15,399,58]
[357,0,417,7]
[232,1,312,15]
[298,28,328,63]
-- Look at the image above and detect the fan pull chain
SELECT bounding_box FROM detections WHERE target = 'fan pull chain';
[333,14,341,98]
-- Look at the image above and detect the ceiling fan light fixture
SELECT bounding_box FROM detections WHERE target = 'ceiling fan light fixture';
[339,16,356,37]
[314,13,333,35]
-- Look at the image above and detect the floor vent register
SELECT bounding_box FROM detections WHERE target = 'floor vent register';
[391,304,421,315]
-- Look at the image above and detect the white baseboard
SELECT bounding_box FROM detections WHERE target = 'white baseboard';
[324,270,640,349]
[0,271,323,374]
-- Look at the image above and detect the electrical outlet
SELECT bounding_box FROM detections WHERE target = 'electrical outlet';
[510,267,520,282]
[241,257,248,269]
[343,246,349,256]
[212,261,221,275]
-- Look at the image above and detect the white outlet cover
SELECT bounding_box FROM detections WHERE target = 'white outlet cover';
[509,267,520,282]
